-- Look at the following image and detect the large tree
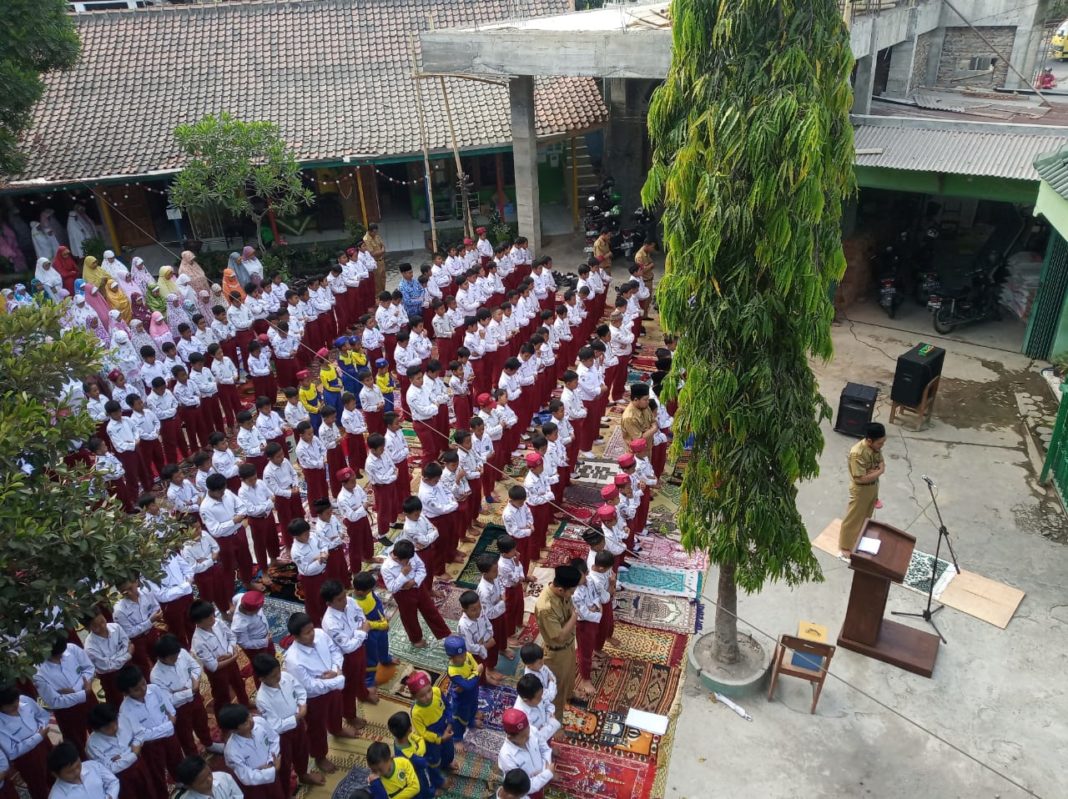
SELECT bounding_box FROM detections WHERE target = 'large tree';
[171,113,315,250]
[642,0,855,663]
[0,0,81,177]
[0,303,179,678]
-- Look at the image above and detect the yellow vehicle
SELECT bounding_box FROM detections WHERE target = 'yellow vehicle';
[1051,19,1068,61]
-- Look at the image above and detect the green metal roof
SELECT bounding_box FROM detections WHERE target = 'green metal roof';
[1034,147,1068,200]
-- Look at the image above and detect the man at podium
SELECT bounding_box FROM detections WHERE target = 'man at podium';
[839,422,886,560]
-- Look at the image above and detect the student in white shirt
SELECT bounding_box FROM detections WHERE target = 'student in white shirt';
[216,706,281,793]
[189,600,250,709]
[320,579,374,718]
[82,609,133,708]
[32,637,95,755]
[47,742,120,799]
[115,664,181,796]
[379,540,450,649]
[498,710,553,798]
[150,634,220,757]
[200,473,255,588]
[85,703,151,797]
[336,467,373,571]
[512,673,560,743]
[113,577,162,681]
[174,756,245,799]
[262,441,303,541]
[237,462,279,570]
[251,654,324,788]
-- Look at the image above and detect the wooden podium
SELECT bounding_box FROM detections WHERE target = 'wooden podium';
[837,519,940,677]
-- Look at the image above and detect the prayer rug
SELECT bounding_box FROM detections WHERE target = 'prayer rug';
[618,563,701,599]
[265,561,299,602]
[563,707,660,759]
[600,623,688,668]
[656,480,683,505]
[564,482,606,509]
[612,590,699,635]
[571,458,619,487]
[476,683,519,731]
[646,504,681,538]
[636,535,709,572]
[460,725,507,763]
[455,524,505,588]
[524,567,555,614]
[386,616,458,673]
[580,657,681,716]
[511,613,541,647]
[554,521,592,543]
[377,662,444,703]
[601,426,628,460]
[904,548,956,598]
[439,750,499,799]
[561,502,595,522]
[262,595,305,644]
[546,741,656,799]
[329,764,373,799]
[542,537,589,566]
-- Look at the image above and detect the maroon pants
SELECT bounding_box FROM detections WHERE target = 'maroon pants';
[345,433,367,475]
[141,734,183,799]
[299,571,326,622]
[159,416,185,462]
[115,448,150,495]
[160,593,195,648]
[54,695,96,756]
[235,328,255,368]
[365,409,385,436]
[274,493,304,546]
[200,393,226,437]
[275,357,298,392]
[393,582,450,644]
[206,660,250,708]
[340,647,370,717]
[138,438,166,481]
[241,778,286,799]
[577,619,599,680]
[372,483,397,537]
[13,740,52,799]
[305,690,343,760]
[251,376,277,410]
[174,694,214,756]
[248,513,281,567]
[596,600,615,649]
[116,760,153,799]
[215,531,254,585]
[130,627,160,677]
[179,404,207,451]
[97,669,123,707]
[652,440,668,478]
[279,721,312,786]
[194,565,231,614]
[303,467,328,505]
[326,447,346,497]
[218,383,245,426]
[505,582,525,637]
[453,393,472,431]
[413,418,439,468]
[490,612,508,668]
[326,547,348,584]
[240,641,277,686]
[345,517,373,572]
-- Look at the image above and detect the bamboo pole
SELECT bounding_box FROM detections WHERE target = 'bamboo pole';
[93,188,122,252]
[438,75,475,238]
[571,136,579,230]
[355,168,368,228]
[411,36,438,253]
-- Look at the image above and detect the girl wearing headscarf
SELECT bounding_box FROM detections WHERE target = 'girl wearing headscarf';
[101,250,128,281]
[221,266,246,302]
[129,257,154,294]
[129,292,153,327]
[109,329,142,383]
[34,258,64,300]
[1,288,14,313]
[52,246,80,294]
[156,265,180,298]
[82,254,109,288]
[30,220,59,260]
[196,289,213,320]
[0,222,26,272]
[226,252,250,287]
[240,245,264,283]
[103,279,133,323]
[175,274,198,314]
[145,284,167,314]
[85,314,110,347]
[178,250,210,294]
[117,272,140,302]
[209,283,227,311]
[83,283,113,330]
[69,293,94,329]
[129,318,159,359]
[12,283,33,306]
[149,312,173,349]
[66,203,97,258]
[107,309,132,338]
[165,293,191,332]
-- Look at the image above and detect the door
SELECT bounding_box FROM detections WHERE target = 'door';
[106,185,156,247]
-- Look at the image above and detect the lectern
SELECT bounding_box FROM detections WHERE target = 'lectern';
[837,519,940,677]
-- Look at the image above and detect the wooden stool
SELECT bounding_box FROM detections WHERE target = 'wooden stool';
[889,375,939,431]
[767,634,836,714]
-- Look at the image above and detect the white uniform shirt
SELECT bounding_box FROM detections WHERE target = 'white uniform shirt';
[238,479,274,518]
[321,597,368,655]
[283,630,344,698]
[86,716,141,775]
[224,717,280,787]
[263,458,298,498]
[119,684,176,742]
[497,735,554,793]
[199,491,246,538]
[457,612,492,659]
[291,533,328,577]
[502,502,533,541]
[84,624,131,675]
[236,425,267,459]
[255,672,306,735]
[48,759,120,799]
[191,617,239,672]
[150,649,202,708]
[477,576,506,620]
[380,553,427,592]
[337,483,369,522]
[114,590,161,639]
[512,698,561,744]
[32,648,95,710]
[231,608,272,651]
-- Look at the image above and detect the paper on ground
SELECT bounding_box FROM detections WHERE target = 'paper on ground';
[624,708,669,735]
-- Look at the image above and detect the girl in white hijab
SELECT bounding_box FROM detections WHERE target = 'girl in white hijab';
[107,309,132,338]
[129,318,159,359]
[30,221,59,261]
[165,293,191,332]
[109,329,142,382]
[34,257,64,300]
[129,256,154,294]
[175,273,199,314]
[101,250,128,281]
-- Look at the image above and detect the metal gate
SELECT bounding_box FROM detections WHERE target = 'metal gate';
[1024,231,1068,360]
[1041,385,1068,501]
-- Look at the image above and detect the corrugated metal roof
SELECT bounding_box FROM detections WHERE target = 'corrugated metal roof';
[1034,147,1068,199]
[853,124,1068,181]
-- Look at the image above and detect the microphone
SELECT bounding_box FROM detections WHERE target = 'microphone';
[922,474,935,487]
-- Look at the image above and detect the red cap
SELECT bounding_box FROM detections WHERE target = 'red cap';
[107,368,121,381]
[240,590,264,610]
[405,670,431,694]
[524,452,542,467]
[475,226,487,234]
[477,393,494,408]
[502,708,529,735]
[336,467,355,482]
[617,453,636,468]
[296,369,310,380]
[600,485,618,501]
[629,438,647,453]
[613,473,630,487]
[463,237,474,245]
[257,333,270,344]
[597,504,617,521]
[316,347,329,358]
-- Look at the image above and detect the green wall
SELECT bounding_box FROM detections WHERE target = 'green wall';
[855,166,1038,204]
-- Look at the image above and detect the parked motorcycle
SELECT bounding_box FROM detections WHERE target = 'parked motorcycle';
[927,252,1002,333]
[872,237,906,318]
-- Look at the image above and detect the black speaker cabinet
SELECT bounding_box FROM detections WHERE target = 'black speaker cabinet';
[891,344,945,408]
[835,383,878,437]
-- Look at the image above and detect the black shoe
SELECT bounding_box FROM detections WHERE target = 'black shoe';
[389,522,404,530]
[378,536,394,547]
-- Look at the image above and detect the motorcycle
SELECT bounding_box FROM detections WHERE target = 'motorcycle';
[632,206,658,248]
[872,238,906,318]
[927,253,1002,333]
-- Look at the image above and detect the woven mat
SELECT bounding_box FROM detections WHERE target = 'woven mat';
[329,764,373,799]
[386,616,458,673]
[600,622,688,668]
[601,425,629,460]
[455,524,505,588]
[546,740,657,799]
[570,458,619,487]
[636,535,709,572]
[476,683,519,731]
[613,590,699,635]
[439,750,500,799]
[618,563,702,600]
[574,656,682,716]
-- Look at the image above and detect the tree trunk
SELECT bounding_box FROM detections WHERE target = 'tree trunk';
[713,561,740,665]
[251,211,266,251]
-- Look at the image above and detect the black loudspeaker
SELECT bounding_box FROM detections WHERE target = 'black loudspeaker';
[835,383,878,437]
[891,344,945,407]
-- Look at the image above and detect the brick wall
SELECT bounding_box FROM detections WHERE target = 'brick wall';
[910,31,933,90]
[936,26,1016,88]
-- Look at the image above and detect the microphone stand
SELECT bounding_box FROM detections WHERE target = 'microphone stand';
[890,476,961,643]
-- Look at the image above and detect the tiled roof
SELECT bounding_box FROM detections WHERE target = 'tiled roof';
[10,0,606,187]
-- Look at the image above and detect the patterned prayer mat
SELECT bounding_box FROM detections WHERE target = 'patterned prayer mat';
[542,536,590,566]
[636,535,709,572]
[460,724,507,763]
[455,524,506,588]
[563,707,660,759]
[376,662,445,703]
[265,561,300,602]
[523,567,555,614]
[571,458,619,487]
[600,622,688,668]
[386,616,458,673]
[613,590,700,635]
[329,764,373,799]
[439,750,500,799]
[262,595,305,644]
[476,683,519,731]
[618,563,702,600]
[561,501,595,522]
[554,520,593,543]
[578,656,682,716]
[646,504,682,538]
[601,425,628,460]
[546,741,657,799]
[904,549,956,598]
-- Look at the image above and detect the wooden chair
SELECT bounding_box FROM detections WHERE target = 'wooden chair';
[766,634,836,714]
[889,375,939,431]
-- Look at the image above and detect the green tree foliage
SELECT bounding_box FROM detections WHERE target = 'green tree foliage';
[642,0,855,663]
[0,0,81,177]
[0,304,180,678]
[171,113,315,250]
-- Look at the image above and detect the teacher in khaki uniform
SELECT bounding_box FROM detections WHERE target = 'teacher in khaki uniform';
[364,224,387,295]
[533,565,581,720]
[839,422,886,559]
[592,229,613,277]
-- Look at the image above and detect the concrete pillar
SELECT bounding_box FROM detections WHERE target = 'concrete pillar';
[509,76,541,252]
[924,27,946,87]
[604,78,653,214]
[884,38,918,98]
[1005,0,1049,90]
[853,54,876,114]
